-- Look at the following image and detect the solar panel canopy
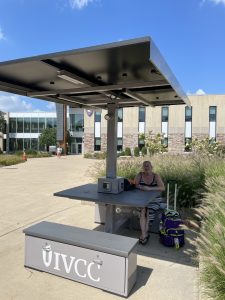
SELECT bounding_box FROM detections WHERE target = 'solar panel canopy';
[0,37,190,109]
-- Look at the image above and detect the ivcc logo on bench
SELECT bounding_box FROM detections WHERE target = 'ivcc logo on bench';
[42,243,101,282]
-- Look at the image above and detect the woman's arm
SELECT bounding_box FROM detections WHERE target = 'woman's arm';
[154,174,165,191]
[135,173,141,188]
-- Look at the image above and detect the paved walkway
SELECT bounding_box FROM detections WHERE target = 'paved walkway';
[0,156,199,300]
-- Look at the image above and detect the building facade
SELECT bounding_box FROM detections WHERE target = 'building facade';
[83,94,225,153]
[1,95,225,154]
[1,109,84,154]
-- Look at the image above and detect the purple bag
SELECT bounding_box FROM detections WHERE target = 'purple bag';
[159,183,185,249]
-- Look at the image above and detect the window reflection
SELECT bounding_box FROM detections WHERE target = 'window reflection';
[24,118,30,133]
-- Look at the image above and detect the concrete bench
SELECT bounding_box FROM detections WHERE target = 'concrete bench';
[23,221,138,297]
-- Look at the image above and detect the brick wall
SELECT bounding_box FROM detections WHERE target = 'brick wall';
[101,133,107,152]
[123,133,138,150]
[83,133,94,153]
[216,134,225,144]
[168,133,185,153]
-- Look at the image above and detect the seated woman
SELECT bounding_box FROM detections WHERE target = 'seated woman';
[135,160,165,245]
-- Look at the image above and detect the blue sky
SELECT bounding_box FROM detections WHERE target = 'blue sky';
[0,0,225,112]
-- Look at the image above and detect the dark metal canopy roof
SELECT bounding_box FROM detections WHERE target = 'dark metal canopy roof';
[0,37,190,109]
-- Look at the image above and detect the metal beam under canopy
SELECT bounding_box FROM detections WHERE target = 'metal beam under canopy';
[0,37,190,108]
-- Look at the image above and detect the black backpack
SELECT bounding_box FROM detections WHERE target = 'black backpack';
[124,178,136,191]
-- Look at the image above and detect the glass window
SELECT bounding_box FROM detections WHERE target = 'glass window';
[70,115,75,131]
[162,137,168,147]
[9,118,17,133]
[75,137,82,143]
[94,111,101,122]
[31,118,38,133]
[138,138,145,150]
[185,106,192,122]
[24,138,30,150]
[75,114,84,132]
[31,139,38,150]
[117,138,123,151]
[39,118,45,132]
[9,138,16,151]
[46,118,53,128]
[94,137,101,151]
[139,107,146,122]
[117,108,123,122]
[3,120,7,134]
[53,118,57,128]
[162,107,168,122]
[209,106,216,122]
[17,138,23,151]
[17,118,23,133]
[24,118,30,133]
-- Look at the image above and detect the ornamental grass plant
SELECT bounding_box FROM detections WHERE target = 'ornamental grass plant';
[87,152,225,298]
[0,151,52,166]
[0,154,24,166]
[90,154,225,208]
[197,177,225,300]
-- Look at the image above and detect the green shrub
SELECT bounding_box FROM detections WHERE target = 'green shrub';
[141,146,147,156]
[217,143,225,155]
[0,148,3,155]
[26,149,38,155]
[190,137,221,156]
[84,152,93,159]
[0,154,24,166]
[140,131,167,156]
[124,147,131,156]
[134,147,140,157]
[118,150,126,156]
[84,152,106,159]
[14,150,51,158]
[93,152,106,159]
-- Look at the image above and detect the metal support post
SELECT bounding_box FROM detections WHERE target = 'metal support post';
[106,103,117,179]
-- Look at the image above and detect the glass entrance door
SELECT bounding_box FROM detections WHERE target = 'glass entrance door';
[71,143,76,154]
[71,143,82,154]
[75,143,82,154]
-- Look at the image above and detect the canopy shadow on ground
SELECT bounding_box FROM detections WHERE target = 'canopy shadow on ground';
[93,224,198,268]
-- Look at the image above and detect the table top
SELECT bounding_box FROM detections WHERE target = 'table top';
[54,183,161,207]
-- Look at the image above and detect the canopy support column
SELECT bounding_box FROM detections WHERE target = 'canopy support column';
[106,103,117,179]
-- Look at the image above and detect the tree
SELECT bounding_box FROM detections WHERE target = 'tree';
[39,127,56,150]
[0,111,5,133]
[139,131,167,156]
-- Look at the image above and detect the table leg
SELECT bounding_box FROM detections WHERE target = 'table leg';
[104,204,131,234]
[104,204,115,233]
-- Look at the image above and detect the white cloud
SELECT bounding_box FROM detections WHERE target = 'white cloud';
[201,0,225,6]
[0,26,5,41]
[195,89,206,95]
[187,89,206,95]
[69,0,94,9]
[0,93,33,112]
[0,92,57,112]
[46,102,56,111]
[210,0,225,5]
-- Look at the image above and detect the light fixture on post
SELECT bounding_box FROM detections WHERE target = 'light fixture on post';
[57,70,85,85]
[104,113,114,121]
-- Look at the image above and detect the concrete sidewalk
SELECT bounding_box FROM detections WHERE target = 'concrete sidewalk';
[0,156,199,300]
